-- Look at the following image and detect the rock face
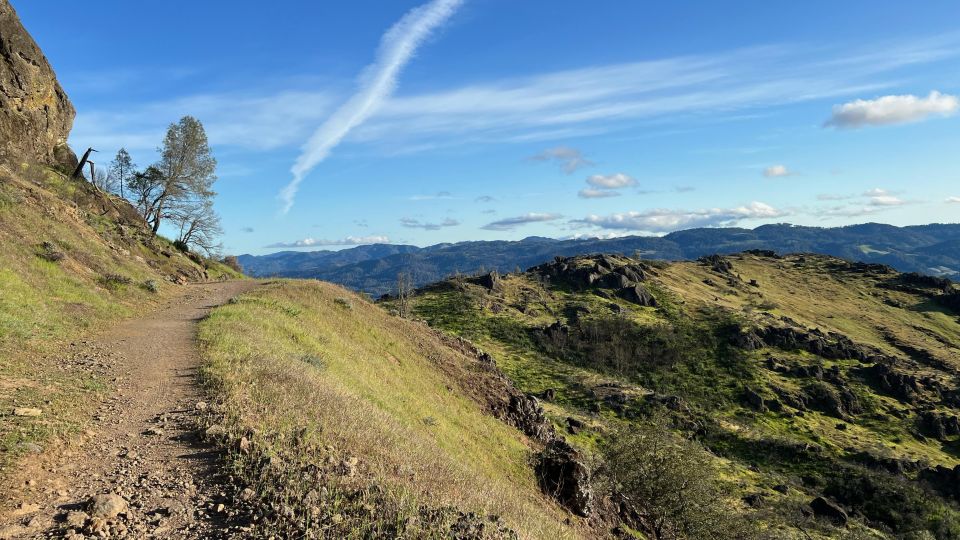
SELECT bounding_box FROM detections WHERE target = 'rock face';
[0,0,76,167]
[535,439,593,517]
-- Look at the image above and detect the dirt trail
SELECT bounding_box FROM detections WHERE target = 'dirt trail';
[0,280,259,539]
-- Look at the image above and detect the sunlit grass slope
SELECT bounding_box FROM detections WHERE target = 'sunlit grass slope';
[197,280,582,539]
[0,162,240,471]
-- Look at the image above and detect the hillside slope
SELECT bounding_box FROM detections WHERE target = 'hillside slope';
[0,161,241,473]
[396,252,960,539]
[239,223,960,296]
[197,280,590,538]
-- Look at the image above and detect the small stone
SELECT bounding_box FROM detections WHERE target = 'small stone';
[238,436,251,454]
[195,401,208,411]
[12,408,42,417]
[239,488,255,502]
[204,425,227,439]
[65,510,89,528]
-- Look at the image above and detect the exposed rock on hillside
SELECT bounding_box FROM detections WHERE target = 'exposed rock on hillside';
[0,0,76,167]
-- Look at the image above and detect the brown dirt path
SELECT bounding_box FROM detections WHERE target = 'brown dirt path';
[0,280,260,539]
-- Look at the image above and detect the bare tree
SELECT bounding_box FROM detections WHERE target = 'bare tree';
[397,272,414,318]
[108,148,136,199]
[171,199,223,256]
[92,166,117,193]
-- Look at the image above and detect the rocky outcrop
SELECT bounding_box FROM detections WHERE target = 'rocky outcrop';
[698,254,734,274]
[809,496,847,526]
[535,439,593,517]
[856,361,925,404]
[0,0,76,167]
[916,410,960,441]
[528,255,656,307]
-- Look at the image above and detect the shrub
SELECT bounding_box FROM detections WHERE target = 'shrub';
[99,273,132,289]
[221,255,243,274]
[141,279,159,293]
[334,297,353,310]
[172,239,189,252]
[37,241,65,262]
[600,414,759,540]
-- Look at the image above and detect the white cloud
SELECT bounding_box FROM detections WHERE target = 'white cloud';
[278,0,464,213]
[474,195,496,203]
[529,146,594,174]
[574,202,786,233]
[586,173,637,189]
[947,196,960,203]
[481,212,562,231]
[825,91,959,128]
[399,217,460,230]
[868,195,907,206]
[578,188,622,199]
[863,188,890,196]
[266,235,391,248]
[763,164,791,178]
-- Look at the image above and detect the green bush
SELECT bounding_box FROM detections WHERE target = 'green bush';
[600,413,760,540]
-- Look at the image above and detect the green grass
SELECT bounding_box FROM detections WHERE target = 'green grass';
[0,164,227,473]
[198,280,580,538]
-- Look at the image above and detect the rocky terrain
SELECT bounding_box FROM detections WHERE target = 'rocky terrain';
[396,251,960,538]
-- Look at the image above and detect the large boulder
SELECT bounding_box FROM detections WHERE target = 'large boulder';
[809,496,847,526]
[0,0,76,167]
[535,439,592,516]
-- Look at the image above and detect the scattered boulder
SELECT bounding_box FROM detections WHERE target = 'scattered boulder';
[698,254,734,274]
[916,410,960,441]
[618,284,656,307]
[473,271,502,292]
[809,496,847,526]
[743,387,767,412]
[87,493,127,520]
[505,393,554,442]
[565,417,585,435]
[857,361,923,403]
[535,440,592,516]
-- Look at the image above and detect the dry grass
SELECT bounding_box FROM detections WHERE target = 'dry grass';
[197,280,584,539]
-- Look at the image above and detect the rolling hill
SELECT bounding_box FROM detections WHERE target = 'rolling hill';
[239,223,960,296]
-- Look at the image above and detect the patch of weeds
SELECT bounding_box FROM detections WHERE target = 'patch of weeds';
[141,279,159,293]
[300,354,326,370]
[99,273,132,290]
[37,241,66,262]
[334,297,353,310]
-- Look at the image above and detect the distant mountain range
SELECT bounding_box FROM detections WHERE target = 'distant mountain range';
[239,223,960,296]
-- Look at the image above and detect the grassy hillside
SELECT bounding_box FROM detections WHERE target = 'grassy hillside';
[197,280,587,539]
[397,252,960,539]
[0,162,241,471]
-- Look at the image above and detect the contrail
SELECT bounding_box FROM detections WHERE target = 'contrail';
[278,0,464,214]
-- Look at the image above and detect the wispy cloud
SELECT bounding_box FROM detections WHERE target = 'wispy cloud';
[816,193,854,201]
[578,188,621,199]
[277,0,464,213]
[408,191,455,201]
[763,164,792,178]
[266,235,390,248]
[481,212,562,231]
[240,227,255,233]
[825,91,959,128]
[574,202,786,233]
[399,217,460,230]
[529,146,593,174]
[947,196,960,203]
[474,195,496,203]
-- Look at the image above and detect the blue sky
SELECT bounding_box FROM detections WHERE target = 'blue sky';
[17,1,960,255]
